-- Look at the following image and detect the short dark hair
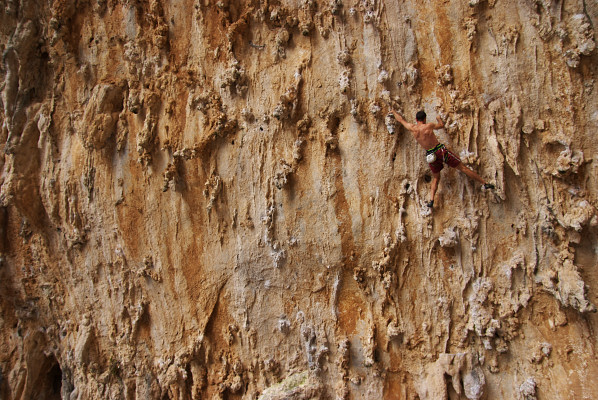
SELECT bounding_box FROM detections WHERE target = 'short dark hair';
[416,111,427,122]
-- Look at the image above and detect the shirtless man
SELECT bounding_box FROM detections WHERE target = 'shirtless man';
[390,109,494,208]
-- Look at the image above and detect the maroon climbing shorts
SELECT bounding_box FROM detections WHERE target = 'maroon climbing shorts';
[427,144,461,174]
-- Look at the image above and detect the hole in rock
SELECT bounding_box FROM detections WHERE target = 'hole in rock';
[424,175,431,183]
[48,363,62,398]
[33,354,62,400]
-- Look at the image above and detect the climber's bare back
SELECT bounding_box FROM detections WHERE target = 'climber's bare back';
[408,123,441,150]
[389,109,441,149]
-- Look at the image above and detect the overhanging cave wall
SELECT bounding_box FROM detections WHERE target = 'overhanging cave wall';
[1,0,597,399]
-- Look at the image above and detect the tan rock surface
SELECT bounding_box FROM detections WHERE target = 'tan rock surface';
[1,1,597,399]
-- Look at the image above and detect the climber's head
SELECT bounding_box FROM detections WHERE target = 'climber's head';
[416,110,427,122]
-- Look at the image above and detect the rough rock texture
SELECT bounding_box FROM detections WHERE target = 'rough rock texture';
[1,1,597,399]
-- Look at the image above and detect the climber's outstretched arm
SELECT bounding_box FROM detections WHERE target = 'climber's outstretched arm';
[432,116,444,130]
[390,109,415,132]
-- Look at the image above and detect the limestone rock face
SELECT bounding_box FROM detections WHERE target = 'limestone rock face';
[1,1,597,399]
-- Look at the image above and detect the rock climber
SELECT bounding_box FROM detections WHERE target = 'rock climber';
[389,109,494,208]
